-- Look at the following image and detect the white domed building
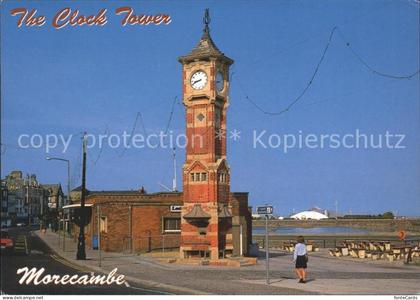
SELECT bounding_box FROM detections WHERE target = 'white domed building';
[290,210,328,220]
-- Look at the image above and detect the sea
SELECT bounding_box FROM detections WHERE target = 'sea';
[252,226,373,235]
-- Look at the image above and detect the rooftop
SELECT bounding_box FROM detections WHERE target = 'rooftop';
[178,9,233,65]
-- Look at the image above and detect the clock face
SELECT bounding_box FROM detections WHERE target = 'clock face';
[190,71,208,90]
[216,72,224,92]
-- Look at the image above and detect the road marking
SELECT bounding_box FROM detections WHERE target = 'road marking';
[49,254,89,272]
[50,254,87,272]
[14,235,29,255]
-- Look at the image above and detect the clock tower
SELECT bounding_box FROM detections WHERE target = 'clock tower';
[179,9,234,260]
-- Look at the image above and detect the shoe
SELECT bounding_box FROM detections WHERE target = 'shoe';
[302,280,306,284]
[298,279,304,283]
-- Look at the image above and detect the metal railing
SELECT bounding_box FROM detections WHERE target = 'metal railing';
[253,235,420,250]
[122,234,181,254]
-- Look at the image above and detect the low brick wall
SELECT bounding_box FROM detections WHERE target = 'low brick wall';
[252,218,420,233]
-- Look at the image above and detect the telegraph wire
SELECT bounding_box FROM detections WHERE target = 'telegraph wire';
[138,112,148,137]
[299,76,402,110]
[236,26,419,116]
[156,95,182,190]
[249,0,393,66]
[237,26,338,116]
[176,96,184,115]
[92,95,179,161]
[93,124,109,165]
[116,112,142,158]
[164,96,178,135]
[336,28,420,80]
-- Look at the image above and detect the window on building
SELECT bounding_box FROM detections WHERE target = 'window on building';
[100,216,107,233]
[190,172,208,182]
[218,172,228,183]
[164,218,181,233]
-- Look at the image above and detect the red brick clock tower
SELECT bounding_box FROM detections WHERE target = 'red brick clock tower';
[178,9,234,260]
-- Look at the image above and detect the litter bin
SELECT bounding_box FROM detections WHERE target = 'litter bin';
[92,235,98,250]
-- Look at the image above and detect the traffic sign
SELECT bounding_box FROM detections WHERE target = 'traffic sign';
[256,205,274,285]
[257,206,273,215]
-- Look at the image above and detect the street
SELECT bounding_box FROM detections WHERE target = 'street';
[0,226,172,295]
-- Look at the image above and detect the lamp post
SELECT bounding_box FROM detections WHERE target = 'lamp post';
[46,156,71,252]
[76,132,87,260]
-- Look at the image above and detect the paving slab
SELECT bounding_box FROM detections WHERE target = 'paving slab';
[238,278,420,295]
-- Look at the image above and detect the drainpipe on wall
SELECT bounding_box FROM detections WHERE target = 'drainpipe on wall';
[240,224,243,256]
[128,205,132,253]
[97,205,101,267]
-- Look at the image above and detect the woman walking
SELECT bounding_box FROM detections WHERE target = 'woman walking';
[293,235,308,283]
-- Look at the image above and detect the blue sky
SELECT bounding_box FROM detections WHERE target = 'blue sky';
[2,0,419,216]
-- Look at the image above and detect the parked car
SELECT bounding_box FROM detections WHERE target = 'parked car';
[1,231,14,254]
[16,223,26,227]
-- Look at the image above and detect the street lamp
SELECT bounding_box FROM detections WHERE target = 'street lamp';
[46,156,71,251]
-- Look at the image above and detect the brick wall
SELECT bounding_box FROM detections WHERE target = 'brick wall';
[230,192,252,256]
[72,190,252,255]
[75,192,183,252]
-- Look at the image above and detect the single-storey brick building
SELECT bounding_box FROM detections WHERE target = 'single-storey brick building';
[70,188,252,257]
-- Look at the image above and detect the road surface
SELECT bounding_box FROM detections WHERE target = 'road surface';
[0,226,172,295]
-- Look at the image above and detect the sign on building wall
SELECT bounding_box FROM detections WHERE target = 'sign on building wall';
[170,205,182,212]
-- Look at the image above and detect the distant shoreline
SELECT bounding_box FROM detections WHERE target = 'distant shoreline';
[252,218,420,234]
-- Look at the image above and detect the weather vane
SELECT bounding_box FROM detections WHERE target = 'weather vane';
[203,8,210,33]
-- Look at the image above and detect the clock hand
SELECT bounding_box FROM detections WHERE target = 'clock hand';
[192,79,202,84]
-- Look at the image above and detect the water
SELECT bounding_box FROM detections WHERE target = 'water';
[253,226,373,235]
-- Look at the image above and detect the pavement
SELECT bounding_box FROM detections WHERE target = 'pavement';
[1,226,168,295]
[34,229,420,295]
[36,232,420,295]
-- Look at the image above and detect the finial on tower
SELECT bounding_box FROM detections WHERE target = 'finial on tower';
[178,8,233,65]
[203,8,210,34]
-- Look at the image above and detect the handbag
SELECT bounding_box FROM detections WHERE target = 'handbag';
[305,254,309,262]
